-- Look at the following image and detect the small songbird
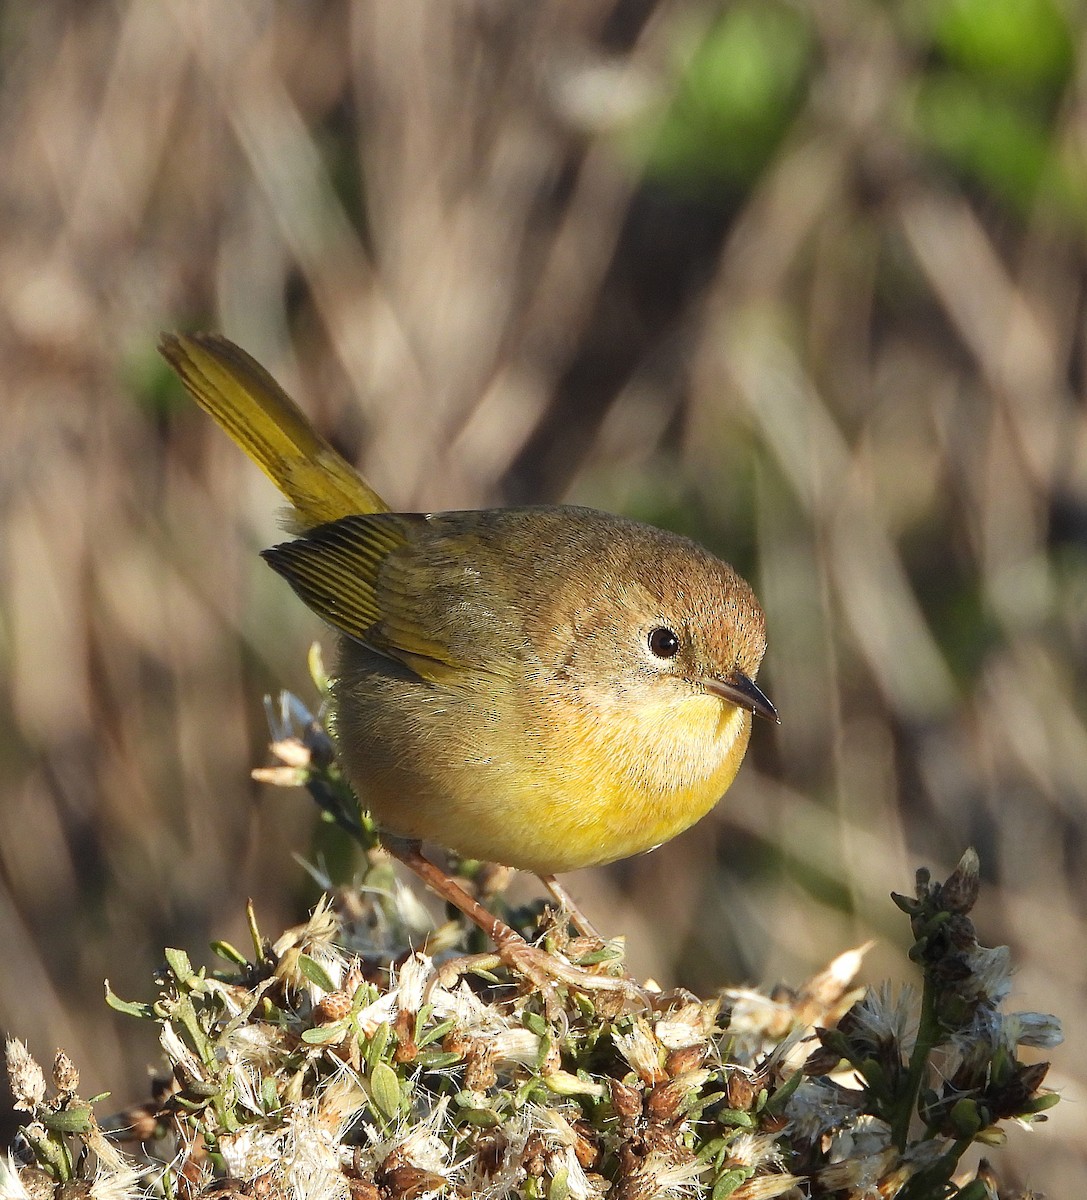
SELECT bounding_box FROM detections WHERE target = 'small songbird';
[160,333,776,986]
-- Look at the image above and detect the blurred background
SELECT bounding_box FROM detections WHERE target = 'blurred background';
[0,0,1084,1191]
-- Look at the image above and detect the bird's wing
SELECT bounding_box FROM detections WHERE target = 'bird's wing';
[262,513,523,683]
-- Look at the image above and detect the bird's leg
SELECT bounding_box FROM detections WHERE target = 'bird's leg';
[381,837,642,1003]
[537,872,649,990]
[384,836,524,955]
[537,874,606,942]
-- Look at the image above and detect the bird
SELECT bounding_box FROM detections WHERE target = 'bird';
[160,332,776,993]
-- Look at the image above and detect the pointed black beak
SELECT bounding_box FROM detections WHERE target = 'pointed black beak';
[704,670,779,723]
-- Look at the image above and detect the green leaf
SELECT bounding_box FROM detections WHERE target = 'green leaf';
[41,1106,93,1134]
[696,1137,727,1163]
[548,1168,569,1200]
[104,982,156,1020]
[416,1050,462,1070]
[301,1024,346,1044]
[210,941,250,967]
[173,994,214,1062]
[522,1011,548,1038]
[712,1168,751,1200]
[949,1097,984,1138]
[457,1107,501,1128]
[572,944,622,966]
[365,1022,391,1068]
[858,1056,890,1098]
[297,954,336,993]
[416,1017,457,1049]
[369,1061,403,1121]
[165,948,195,984]
[763,1069,803,1115]
[716,1108,757,1129]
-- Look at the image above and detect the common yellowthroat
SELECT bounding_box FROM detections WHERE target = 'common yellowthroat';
[160,333,775,982]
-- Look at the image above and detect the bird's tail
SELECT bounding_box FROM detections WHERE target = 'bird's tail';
[159,332,389,526]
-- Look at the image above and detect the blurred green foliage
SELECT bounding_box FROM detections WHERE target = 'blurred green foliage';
[638,1,813,189]
[925,0,1074,89]
[640,0,1087,222]
[912,0,1085,217]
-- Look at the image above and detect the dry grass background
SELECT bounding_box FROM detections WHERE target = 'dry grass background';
[0,0,1084,1193]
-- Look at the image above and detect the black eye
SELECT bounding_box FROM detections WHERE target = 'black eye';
[647,626,680,659]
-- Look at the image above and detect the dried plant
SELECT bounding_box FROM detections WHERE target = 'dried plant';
[3,688,1060,1200]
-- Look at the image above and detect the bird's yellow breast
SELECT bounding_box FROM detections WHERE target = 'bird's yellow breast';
[336,648,753,874]
[525,685,753,872]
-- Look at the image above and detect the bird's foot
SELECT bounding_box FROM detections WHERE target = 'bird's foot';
[428,928,648,1019]
[383,837,648,1014]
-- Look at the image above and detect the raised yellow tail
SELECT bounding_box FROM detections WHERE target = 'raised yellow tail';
[159,332,389,526]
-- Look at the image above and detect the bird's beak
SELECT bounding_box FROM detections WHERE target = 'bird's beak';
[704,670,779,723]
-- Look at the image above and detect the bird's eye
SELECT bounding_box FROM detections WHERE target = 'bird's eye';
[647,626,680,659]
